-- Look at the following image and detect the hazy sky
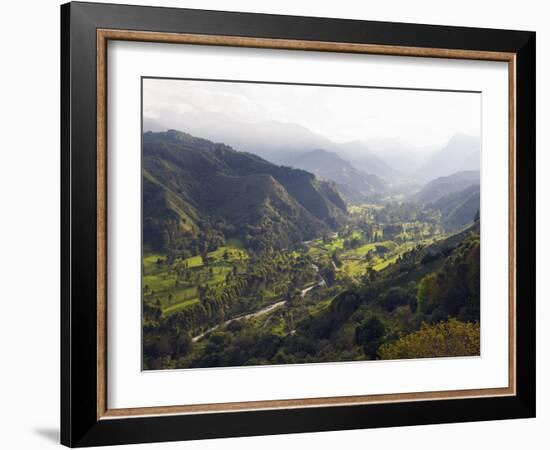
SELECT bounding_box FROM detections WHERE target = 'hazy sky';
[143,78,481,151]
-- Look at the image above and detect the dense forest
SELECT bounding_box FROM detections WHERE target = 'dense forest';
[142,130,481,370]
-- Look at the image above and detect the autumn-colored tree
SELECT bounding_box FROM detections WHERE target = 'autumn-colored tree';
[378,319,480,360]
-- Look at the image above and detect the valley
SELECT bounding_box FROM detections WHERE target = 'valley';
[142,130,481,370]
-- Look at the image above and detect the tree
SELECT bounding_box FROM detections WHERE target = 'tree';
[378,319,480,359]
[378,286,415,312]
[416,236,480,320]
[355,315,386,359]
[200,242,209,265]
[416,272,441,314]
[331,251,342,268]
[366,267,377,282]
[322,264,336,286]
[156,336,173,356]
[287,287,302,304]
[175,333,193,357]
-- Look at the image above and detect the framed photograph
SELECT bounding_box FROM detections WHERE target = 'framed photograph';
[61,1,536,447]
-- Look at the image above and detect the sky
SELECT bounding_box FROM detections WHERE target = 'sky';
[143,77,481,155]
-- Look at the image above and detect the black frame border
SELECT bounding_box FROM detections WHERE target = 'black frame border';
[61,2,536,447]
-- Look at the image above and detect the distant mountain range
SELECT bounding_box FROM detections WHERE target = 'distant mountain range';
[428,184,480,231]
[363,137,438,175]
[332,140,403,181]
[413,134,480,182]
[145,112,481,187]
[412,171,480,231]
[284,149,387,202]
[145,112,402,182]
[143,130,347,253]
[146,106,483,186]
[413,170,480,204]
[145,111,335,165]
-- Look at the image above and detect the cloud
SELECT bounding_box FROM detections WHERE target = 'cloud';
[143,78,480,153]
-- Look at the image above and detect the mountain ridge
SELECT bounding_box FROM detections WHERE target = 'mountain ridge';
[144,112,403,181]
[143,130,347,253]
[413,134,480,181]
[285,148,387,202]
[413,170,480,205]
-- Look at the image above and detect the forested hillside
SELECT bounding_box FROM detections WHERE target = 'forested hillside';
[411,171,480,231]
[142,131,481,370]
[413,171,479,204]
[143,130,346,254]
[143,219,480,369]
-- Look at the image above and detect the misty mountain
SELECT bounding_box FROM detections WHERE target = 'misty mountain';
[413,134,480,182]
[335,140,404,181]
[364,137,437,175]
[413,170,480,205]
[143,130,347,253]
[427,184,480,231]
[144,111,403,182]
[145,110,334,165]
[284,149,387,202]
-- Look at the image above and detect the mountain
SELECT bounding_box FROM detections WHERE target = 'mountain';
[145,112,403,181]
[335,140,404,181]
[143,130,347,253]
[145,110,336,165]
[364,137,438,175]
[427,184,480,231]
[413,171,480,205]
[413,134,480,181]
[286,149,387,202]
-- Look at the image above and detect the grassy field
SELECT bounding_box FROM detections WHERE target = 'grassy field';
[330,238,433,280]
[350,240,396,257]
[144,222,443,318]
[302,230,407,279]
[143,240,248,316]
